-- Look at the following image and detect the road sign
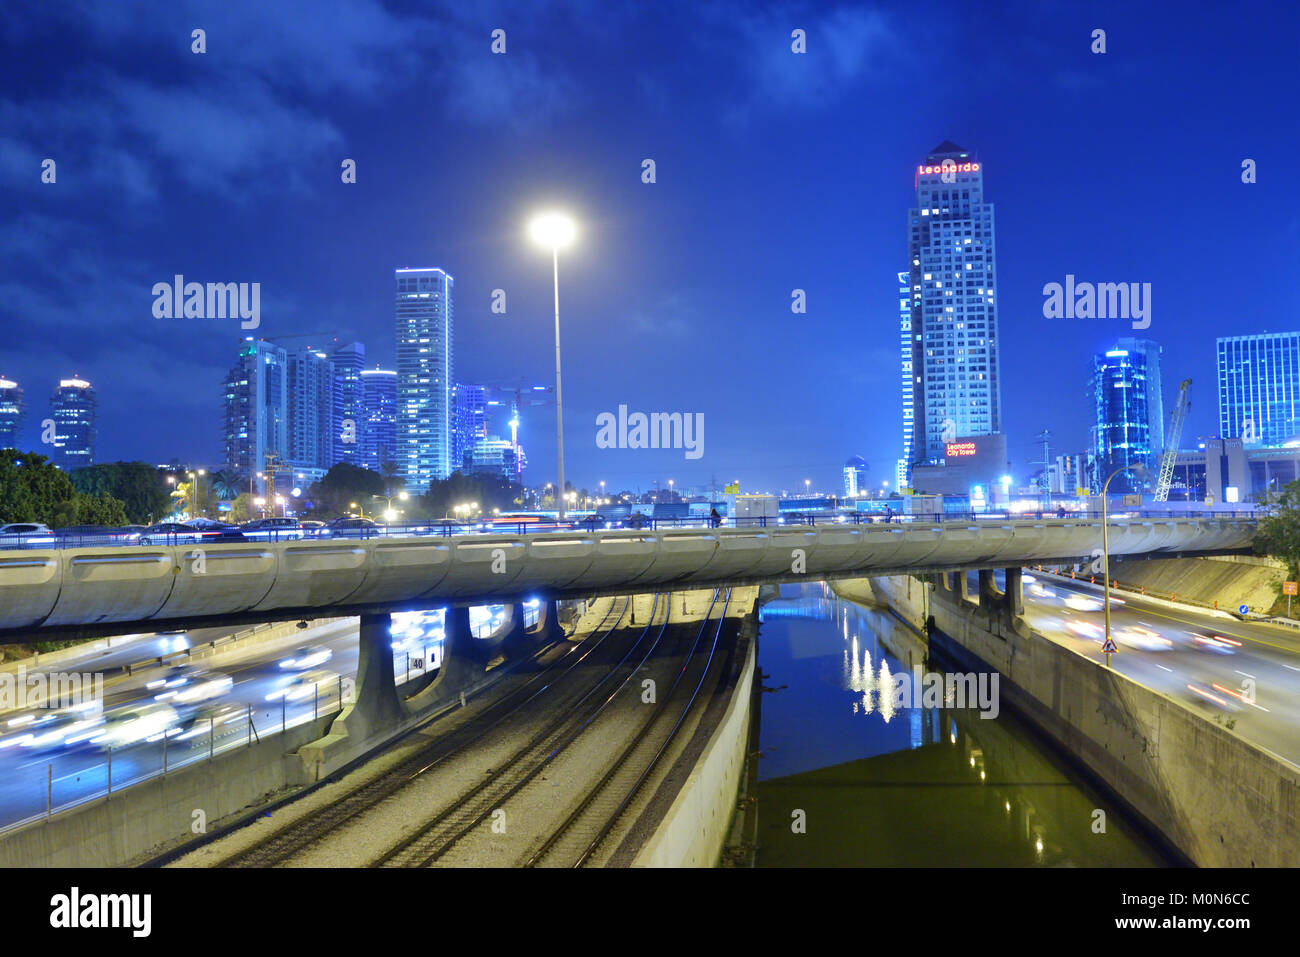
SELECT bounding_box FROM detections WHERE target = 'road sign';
[1101,637,1118,654]
[1238,604,1250,615]
[1284,582,1298,596]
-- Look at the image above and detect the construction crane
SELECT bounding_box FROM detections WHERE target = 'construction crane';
[1153,378,1192,502]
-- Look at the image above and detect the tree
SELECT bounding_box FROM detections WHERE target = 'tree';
[70,462,172,524]
[227,492,256,524]
[208,469,242,501]
[1256,480,1300,579]
[0,450,129,527]
[304,462,387,519]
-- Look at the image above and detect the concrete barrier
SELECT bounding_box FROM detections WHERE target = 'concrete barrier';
[848,574,1300,867]
[632,597,757,867]
[0,717,332,868]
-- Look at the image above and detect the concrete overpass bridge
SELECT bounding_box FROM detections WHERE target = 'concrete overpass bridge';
[0,515,1255,641]
[0,514,1260,828]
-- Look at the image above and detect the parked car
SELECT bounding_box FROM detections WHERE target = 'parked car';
[322,517,379,539]
[138,522,204,545]
[239,517,304,540]
[203,524,248,543]
[53,525,120,544]
[0,522,56,547]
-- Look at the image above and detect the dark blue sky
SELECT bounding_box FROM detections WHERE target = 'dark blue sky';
[3,0,1297,494]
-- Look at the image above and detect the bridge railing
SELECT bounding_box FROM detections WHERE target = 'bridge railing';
[0,509,1257,551]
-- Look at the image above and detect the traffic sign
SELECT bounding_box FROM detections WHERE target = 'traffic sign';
[1101,637,1118,653]
[1284,581,1298,596]
[1238,604,1250,615]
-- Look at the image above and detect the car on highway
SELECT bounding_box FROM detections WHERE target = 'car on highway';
[90,703,181,749]
[0,523,56,547]
[321,517,380,539]
[239,517,304,540]
[0,703,105,753]
[137,522,205,545]
[1191,632,1242,655]
[1063,594,1102,612]
[1113,625,1173,651]
[279,645,333,670]
[266,668,339,703]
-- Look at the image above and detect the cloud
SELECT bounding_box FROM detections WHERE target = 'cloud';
[702,2,897,120]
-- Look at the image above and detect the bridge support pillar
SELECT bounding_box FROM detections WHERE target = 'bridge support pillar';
[530,599,564,643]
[958,571,974,603]
[978,569,1003,612]
[502,601,551,657]
[1004,567,1024,617]
[296,612,404,780]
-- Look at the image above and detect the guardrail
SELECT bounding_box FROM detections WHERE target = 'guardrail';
[0,509,1259,552]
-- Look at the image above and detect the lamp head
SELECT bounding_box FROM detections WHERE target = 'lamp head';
[528,211,577,251]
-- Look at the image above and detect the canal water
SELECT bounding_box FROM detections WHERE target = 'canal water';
[754,582,1173,867]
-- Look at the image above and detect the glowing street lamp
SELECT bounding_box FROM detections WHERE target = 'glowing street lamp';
[528,210,578,521]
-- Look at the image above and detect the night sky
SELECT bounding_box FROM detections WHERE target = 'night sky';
[3,1,1297,494]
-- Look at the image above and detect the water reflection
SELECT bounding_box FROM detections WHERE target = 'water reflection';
[754,582,1171,867]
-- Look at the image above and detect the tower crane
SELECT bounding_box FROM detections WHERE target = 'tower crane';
[1153,378,1191,502]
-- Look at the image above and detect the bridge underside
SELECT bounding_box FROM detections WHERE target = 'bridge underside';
[0,519,1255,642]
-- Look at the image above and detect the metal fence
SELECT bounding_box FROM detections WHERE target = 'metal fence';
[0,509,1260,551]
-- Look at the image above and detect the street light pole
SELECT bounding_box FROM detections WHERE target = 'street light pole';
[1100,462,1146,665]
[529,211,577,524]
[551,245,566,522]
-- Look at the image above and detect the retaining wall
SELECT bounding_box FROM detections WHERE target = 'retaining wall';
[839,574,1300,867]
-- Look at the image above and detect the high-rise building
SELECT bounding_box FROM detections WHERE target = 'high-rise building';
[360,367,398,475]
[452,382,488,472]
[331,341,366,467]
[222,338,288,494]
[395,267,454,493]
[283,346,334,474]
[897,270,914,489]
[50,377,96,470]
[1217,332,1300,447]
[1115,337,1165,453]
[0,377,23,450]
[907,141,1002,466]
[1093,348,1153,493]
[844,456,869,497]
[463,435,524,480]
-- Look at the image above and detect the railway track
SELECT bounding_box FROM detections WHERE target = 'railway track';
[371,590,703,868]
[219,595,635,867]
[524,588,734,867]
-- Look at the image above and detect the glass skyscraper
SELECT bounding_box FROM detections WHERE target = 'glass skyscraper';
[0,378,23,450]
[284,345,334,474]
[896,270,913,489]
[452,382,488,473]
[1093,348,1152,493]
[50,378,96,470]
[1115,337,1165,454]
[1217,332,1300,446]
[331,341,366,467]
[360,367,397,474]
[395,267,454,493]
[907,141,1002,466]
[222,338,288,494]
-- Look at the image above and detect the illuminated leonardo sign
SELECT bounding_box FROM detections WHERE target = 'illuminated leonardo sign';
[945,441,977,457]
[917,162,979,175]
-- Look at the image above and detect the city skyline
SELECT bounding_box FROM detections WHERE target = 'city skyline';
[2,2,1296,493]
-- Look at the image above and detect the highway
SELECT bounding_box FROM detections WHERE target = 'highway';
[1002,571,1300,770]
[0,607,478,831]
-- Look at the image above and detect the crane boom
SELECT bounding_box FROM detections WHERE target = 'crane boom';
[1153,378,1191,501]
